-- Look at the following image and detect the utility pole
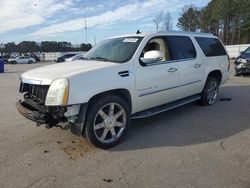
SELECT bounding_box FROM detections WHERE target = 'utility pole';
[84,1,88,43]
[238,17,243,54]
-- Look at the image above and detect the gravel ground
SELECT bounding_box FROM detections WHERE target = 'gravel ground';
[0,62,250,188]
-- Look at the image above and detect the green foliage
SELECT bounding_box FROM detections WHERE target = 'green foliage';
[177,5,200,32]
[0,41,92,53]
[177,0,250,44]
[81,43,92,51]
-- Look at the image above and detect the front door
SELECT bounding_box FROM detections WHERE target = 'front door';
[134,37,181,112]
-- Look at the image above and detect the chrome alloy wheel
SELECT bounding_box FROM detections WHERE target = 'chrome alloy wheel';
[207,80,218,105]
[93,103,127,144]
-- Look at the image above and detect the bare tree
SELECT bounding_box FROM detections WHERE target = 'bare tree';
[153,11,163,31]
[163,12,173,31]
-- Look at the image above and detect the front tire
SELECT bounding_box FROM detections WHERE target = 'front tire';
[84,95,130,149]
[200,77,219,106]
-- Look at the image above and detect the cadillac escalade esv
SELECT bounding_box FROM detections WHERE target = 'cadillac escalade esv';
[16,31,230,148]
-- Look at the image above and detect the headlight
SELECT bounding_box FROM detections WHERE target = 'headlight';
[237,58,247,64]
[45,78,69,106]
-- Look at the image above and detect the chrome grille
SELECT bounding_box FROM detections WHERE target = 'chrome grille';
[19,82,49,104]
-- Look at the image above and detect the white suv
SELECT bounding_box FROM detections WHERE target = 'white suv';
[16,31,230,148]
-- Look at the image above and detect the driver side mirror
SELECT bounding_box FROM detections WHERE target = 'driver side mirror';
[140,50,163,64]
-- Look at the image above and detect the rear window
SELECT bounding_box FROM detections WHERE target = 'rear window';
[165,36,196,60]
[195,37,227,57]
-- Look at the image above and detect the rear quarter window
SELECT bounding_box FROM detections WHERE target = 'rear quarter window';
[195,37,227,57]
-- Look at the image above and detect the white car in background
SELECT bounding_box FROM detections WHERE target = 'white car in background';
[8,56,37,64]
[65,53,85,62]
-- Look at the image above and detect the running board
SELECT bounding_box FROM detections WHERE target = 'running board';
[131,94,201,119]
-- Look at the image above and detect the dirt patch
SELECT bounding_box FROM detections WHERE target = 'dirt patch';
[57,139,95,160]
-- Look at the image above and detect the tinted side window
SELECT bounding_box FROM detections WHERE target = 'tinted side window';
[165,36,196,60]
[64,54,74,58]
[195,37,227,57]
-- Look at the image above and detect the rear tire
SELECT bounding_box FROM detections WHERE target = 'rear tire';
[28,60,32,64]
[200,77,219,106]
[84,95,130,149]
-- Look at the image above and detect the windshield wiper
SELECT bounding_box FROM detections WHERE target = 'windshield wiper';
[88,57,111,62]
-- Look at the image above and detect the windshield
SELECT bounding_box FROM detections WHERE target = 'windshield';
[64,54,76,58]
[84,37,143,63]
[243,47,250,54]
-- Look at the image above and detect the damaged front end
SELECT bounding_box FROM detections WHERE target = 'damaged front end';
[16,82,86,134]
[235,58,250,75]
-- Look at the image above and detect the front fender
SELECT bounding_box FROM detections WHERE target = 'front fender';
[67,64,135,107]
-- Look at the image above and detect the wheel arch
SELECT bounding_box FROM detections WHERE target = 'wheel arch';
[206,70,222,85]
[71,88,132,136]
[87,88,132,112]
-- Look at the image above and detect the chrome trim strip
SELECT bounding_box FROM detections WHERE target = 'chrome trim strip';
[138,80,202,97]
[167,58,196,64]
[142,58,196,66]
[21,77,42,85]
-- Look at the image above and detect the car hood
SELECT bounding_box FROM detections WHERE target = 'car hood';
[238,53,250,61]
[21,60,118,85]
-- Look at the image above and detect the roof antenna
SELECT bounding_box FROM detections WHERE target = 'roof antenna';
[136,30,141,34]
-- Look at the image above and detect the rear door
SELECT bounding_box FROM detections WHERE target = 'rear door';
[165,36,203,98]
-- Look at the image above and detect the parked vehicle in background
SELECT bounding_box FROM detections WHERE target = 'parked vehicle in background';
[0,56,4,64]
[3,55,10,64]
[8,56,36,64]
[0,56,3,62]
[29,54,40,62]
[16,31,230,148]
[0,55,10,64]
[65,53,85,62]
[55,53,78,63]
[234,46,250,76]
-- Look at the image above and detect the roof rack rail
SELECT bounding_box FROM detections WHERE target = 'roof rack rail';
[157,30,213,36]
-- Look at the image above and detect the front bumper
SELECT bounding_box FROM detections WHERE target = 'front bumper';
[235,64,250,74]
[16,100,87,135]
[235,60,250,74]
[16,100,51,124]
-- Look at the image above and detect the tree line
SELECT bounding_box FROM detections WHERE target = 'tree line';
[154,0,250,45]
[0,41,92,53]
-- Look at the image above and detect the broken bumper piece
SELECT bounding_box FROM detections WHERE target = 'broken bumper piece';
[16,100,51,124]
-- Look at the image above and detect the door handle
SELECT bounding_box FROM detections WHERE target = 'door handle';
[168,67,178,73]
[194,63,201,68]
